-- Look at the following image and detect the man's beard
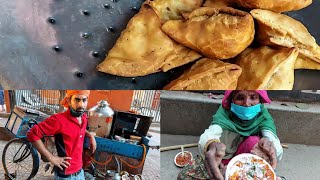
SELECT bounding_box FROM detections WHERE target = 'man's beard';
[70,107,85,117]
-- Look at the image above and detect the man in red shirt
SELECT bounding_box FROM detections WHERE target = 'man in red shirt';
[27,90,96,179]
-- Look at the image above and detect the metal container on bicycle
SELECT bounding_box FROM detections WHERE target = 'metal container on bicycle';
[88,100,114,138]
[5,106,49,138]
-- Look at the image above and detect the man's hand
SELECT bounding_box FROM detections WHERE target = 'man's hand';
[49,155,72,171]
[251,138,277,169]
[31,140,72,171]
[204,142,226,180]
[89,134,97,154]
[85,131,97,154]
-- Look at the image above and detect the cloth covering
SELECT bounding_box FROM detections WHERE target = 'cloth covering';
[222,90,271,109]
[212,105,277,137]
[60,90,90,108]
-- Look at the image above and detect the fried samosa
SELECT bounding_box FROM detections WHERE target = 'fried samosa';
[162,7,255,60]
[147,0,203,23]
[163,58,242,90]
[97,4,201,77]
[203,0,233,8]
[251,9,320,70]
[232,0,312,13]
[235,46,298,90]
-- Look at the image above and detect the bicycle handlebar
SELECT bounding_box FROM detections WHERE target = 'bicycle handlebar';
[27,118,38,128]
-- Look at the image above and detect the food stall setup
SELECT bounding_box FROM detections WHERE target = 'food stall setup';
[84,100,157,179]
[0,0,319,89]
[1,102,158,180]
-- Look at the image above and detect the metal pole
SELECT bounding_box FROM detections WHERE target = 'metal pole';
[59,90,66,112]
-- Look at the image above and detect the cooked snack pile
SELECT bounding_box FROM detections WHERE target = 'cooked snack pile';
[97,0,319,90]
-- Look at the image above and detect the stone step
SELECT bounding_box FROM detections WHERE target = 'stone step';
[160,91,320,146]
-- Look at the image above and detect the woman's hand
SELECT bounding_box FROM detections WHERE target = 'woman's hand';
[204,142,226,180]
[251,138,277,169]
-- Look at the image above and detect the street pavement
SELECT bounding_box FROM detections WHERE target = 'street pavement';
[0,117,160,180]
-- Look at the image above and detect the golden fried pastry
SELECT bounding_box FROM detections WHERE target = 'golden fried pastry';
[251,9,320,70]
[147,0,203,23]
[203,0,233,8]
[162,7,255,60]
[232,0,312,13]
[97,4,201,77]
[295,56,320,70]
[163,58,242,90]
[235,46,299,90]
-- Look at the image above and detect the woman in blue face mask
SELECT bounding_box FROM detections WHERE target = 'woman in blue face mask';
[177,90,284,180]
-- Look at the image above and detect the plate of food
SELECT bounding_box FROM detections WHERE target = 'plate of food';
[174,151,193,168]
[225,153,276,180]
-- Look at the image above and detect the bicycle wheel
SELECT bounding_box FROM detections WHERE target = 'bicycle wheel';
[2,138,40,180]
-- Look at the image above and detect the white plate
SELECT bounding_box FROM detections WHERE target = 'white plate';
[174,151,193,168]
[225,153,276,180]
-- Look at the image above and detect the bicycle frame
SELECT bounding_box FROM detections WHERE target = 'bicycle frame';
[12,140,32,163]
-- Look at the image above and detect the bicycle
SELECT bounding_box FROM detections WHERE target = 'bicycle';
[1,106,50,180]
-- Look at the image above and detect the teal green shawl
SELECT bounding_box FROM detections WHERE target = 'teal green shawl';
[211,105,277,136]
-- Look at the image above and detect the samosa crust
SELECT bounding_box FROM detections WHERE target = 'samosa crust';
[251,9,320,70]
[97,4,201,77]
[164,58,242,90]
[236,46,298,90]
[162,7,255,60]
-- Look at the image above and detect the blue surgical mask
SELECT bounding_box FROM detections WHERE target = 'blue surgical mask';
[230,103,261,120]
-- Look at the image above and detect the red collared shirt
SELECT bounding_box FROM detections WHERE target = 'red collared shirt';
[27,109,87,175]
